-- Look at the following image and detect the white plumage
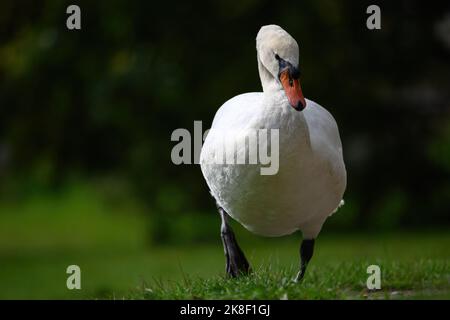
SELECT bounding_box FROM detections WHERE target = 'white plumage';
[200,25,346,240]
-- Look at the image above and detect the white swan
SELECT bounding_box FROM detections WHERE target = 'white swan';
[200,25,346,281]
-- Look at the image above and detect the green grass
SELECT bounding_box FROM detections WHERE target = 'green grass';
[138,260,449,300]
[133,233,450,300]
[1,233,448,299]
[0,182,448,299]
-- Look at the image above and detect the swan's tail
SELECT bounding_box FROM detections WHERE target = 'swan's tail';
[330,199,345,216]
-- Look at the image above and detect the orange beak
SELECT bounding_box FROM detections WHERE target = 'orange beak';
[280,70,306,111]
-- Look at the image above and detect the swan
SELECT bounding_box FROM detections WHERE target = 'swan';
[200,25,346,281]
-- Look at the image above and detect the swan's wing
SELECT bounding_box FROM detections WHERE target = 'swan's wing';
[200,92,263,208]
[303,99,343,154]
[304,99,347,208]
[210,92,263,130]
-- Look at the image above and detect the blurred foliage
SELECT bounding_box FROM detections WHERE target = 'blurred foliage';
[0,0,449,244]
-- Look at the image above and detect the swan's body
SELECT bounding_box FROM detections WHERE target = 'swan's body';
[201,94,346,238]
[199,25,347,280]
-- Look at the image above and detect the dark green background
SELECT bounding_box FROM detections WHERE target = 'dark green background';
[0,0,449,299]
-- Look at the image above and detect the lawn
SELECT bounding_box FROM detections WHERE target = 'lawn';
[0,184,448,299]
[1,232,448,299]
[137,233,450,300]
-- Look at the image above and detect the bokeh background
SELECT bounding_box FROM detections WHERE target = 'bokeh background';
[0,0,449,299]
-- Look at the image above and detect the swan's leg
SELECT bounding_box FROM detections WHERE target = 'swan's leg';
[294,238,315,282]
[219,207,250,277]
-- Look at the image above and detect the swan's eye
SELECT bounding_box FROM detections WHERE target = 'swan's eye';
[289,78,294,87]
[275,54,280,61]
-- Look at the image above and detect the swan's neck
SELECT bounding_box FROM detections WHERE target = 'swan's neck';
[257,57,282,94]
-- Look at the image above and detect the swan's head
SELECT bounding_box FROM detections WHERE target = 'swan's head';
[256,25,306,111]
